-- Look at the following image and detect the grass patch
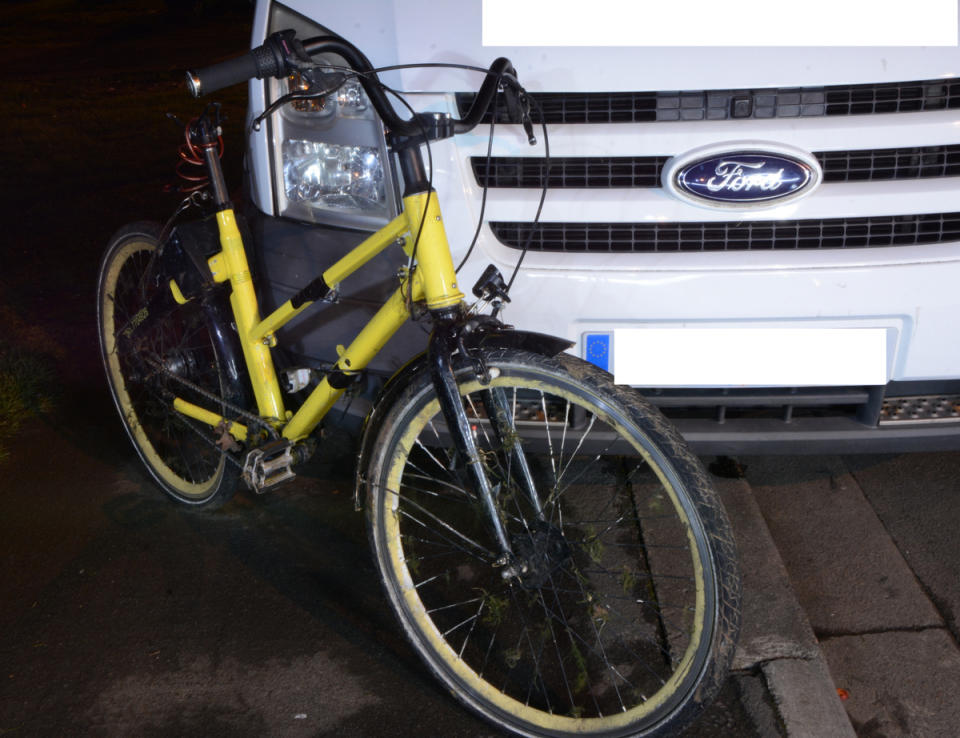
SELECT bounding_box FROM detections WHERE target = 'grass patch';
[0,305,61,463]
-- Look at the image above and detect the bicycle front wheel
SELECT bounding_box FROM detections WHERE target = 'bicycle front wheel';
[97,222,242,507]
[365,349,740,737]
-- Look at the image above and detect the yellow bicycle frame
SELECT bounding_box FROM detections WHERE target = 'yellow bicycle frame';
[173,190,464,443]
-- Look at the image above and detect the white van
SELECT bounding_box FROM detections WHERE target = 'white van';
[243,0,960,452]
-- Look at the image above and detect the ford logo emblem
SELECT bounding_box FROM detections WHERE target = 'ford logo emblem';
[662,142,822,210]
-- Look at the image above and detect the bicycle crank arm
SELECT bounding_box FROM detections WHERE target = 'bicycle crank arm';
[428,325,515,567]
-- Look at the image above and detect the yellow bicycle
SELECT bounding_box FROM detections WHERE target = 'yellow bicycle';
[97,29,740,737]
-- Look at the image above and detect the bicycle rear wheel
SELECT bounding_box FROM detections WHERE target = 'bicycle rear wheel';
[97,222,242,507]
[364,349,740,737]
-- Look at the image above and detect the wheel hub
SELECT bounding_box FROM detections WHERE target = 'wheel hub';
[509,521,571,590]
[162,350,196,378]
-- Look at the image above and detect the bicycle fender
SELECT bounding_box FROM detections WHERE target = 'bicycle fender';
[352,327,573,509]
[466,327,573,357]
[158,218,221,300]
[153,218,249,406]
[200,294,249,410]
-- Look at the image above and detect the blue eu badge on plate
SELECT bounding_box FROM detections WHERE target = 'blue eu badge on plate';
[584,333,611,372]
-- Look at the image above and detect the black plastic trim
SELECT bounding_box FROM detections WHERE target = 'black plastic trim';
[457,77,960,124]
[490,213,960,253]
[471,145,960,189]
[675,416,960,455]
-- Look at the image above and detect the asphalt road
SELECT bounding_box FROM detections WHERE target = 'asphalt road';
[0,397,765,737]
[3,395,958,736]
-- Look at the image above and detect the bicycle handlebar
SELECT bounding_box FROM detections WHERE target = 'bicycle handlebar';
[299,36,517,137]
[186,30,521,138]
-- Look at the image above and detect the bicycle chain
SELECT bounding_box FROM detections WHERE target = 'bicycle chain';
[170,401,245,471]
[128,362,245,471]
[143,355,279,441]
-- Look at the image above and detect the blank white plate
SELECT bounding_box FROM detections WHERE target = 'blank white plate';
[612,327,888,386]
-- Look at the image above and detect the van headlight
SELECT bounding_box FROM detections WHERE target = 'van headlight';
[282,140,385,212]
[267,8,397,230]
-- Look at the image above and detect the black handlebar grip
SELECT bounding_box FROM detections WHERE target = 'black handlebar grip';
[186,52,260,97]
[186,32,292,97]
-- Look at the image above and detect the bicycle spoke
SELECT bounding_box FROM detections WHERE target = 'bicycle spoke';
[405,465,473,498]
[543,436,620,515]
[539,578,607,716]
[457,598,485,658]
[393,492,496,560]
[557,563,692,651]
[506,584,556,713]
[540,391,557,482]
[556,407,596,490]
[414,438,454,476]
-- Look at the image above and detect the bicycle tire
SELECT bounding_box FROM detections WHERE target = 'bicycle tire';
[364,348,740,737]
[97,222,242,508]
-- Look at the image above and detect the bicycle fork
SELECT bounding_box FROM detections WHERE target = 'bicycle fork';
[428,324,543,576]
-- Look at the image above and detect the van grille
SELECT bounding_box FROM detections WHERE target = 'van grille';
[457,78,960,124]
[490,212,960,253]
[471,145,960,189]
[820,145,960,182]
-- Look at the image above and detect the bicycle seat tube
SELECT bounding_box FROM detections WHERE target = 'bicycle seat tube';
[193,116,286,423]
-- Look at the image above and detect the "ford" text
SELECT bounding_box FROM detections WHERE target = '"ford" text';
[706,160,786,193]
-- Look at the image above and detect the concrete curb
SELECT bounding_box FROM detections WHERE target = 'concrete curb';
[714,475,856,737]
[762,657,855,738]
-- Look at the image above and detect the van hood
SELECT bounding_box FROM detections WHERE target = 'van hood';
[274,0,959,92]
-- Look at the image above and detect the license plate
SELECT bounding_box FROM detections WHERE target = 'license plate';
[584,327,888,386]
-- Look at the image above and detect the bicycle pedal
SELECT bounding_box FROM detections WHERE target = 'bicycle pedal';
[242,439,299,493]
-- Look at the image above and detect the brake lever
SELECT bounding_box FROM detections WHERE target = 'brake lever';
[500,77,537,146]
[250,73,347,131]
[251,34,349,131]
[518,91,536,146]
